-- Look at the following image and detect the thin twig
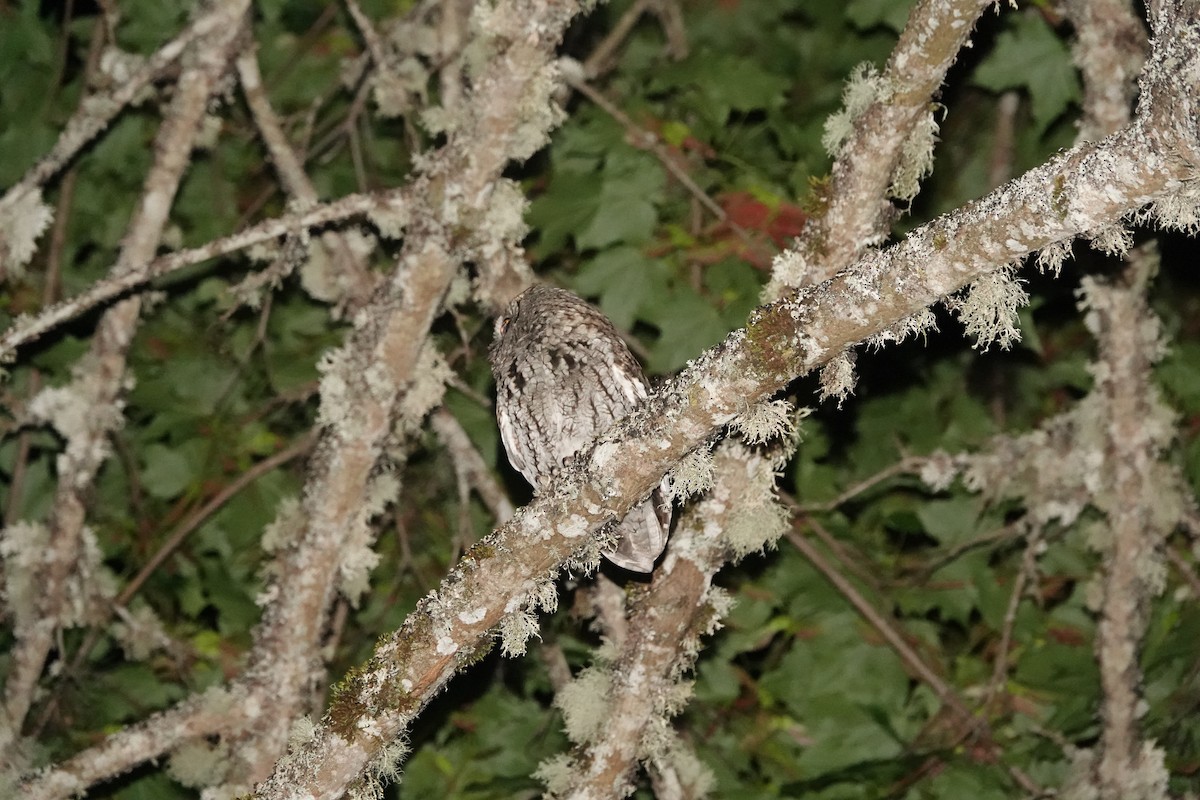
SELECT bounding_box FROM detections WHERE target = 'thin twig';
[1166,544,1200,602]
[582,0,654,79]
[784,523,1043,796]
[0,6,226,217]
[0,189,403,360]
[784,524,975,724]
[792,456,924,514]
[430,407,514,524]
[983,526,1042,710]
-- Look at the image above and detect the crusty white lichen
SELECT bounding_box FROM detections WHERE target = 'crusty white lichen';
[0,521,50,629]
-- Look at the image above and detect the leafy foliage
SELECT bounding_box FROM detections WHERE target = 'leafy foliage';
[0,0,1198,798]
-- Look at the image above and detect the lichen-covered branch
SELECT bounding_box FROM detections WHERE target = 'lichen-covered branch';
[769,0,994,295]
[235,43,379,311]
[1065,4,1180,797]
[542,441,779,799]
[0,5,232,277]
[2,0,250,755]
[16,0,585,796]
[0,189,406,361]
[252,24,1200,789]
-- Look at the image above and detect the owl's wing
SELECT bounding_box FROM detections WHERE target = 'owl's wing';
[604,481,672,572]
[496,396,539,488]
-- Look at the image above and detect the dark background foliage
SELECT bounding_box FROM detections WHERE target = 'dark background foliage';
[1,0,1199,797]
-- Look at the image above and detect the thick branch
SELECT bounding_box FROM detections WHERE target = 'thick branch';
[559,443,761,797]
[18,0,585,795]
[772,0,993,295]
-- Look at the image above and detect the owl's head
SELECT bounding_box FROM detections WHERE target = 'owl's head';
[491,284,590,353]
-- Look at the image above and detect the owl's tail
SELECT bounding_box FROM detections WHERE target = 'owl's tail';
[604,485,672,573]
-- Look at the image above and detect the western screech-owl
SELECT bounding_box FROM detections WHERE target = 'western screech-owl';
[488,285,671,572]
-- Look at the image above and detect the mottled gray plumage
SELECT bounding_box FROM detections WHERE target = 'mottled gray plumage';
[488,285,671,572]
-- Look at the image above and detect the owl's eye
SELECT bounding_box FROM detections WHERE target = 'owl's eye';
[495,315,512,337]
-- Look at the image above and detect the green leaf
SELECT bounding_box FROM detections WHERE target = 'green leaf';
[570,246,669,330]
[575,149,665,250]
[528,145,664,255]
[653,50,790,124]
[971,14,1080,132]
[646,289,730,373]
[846,0,914,33]
[142,442,197,499]
[915,496,980,545]
[1158,341,1200,412]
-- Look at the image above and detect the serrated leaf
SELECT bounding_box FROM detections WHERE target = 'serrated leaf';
[646,289,730,373]
[576,149,664,250]
[972,15,1080,132]
[654,51,790,124]
[570,246,668,330]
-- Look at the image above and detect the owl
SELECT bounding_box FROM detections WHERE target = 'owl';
[488,285,671,572]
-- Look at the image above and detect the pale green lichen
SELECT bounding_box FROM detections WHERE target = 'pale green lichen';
[1147,183,1200,233]
[819,350,857,407]
[668,447,715,500]
[723,491,790,560]
[890,105,939,203]
[0,521,50,629]
[1086,223,1134,257]
[533,753,576,796]
[822,63,891,158]
[950,267,1028,351]
[866,308,938,350]
[111,604,170,661]
[395,343,453,435]
[499,608,541,657]
[555,666,612,744]
[167,739,230,789]
[730,399,794,445]
[1036,238,1074,276]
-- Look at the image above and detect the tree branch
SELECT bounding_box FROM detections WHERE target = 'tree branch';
[250,36,1200,789]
